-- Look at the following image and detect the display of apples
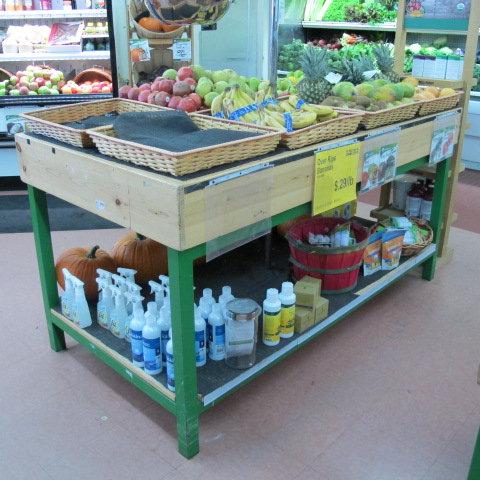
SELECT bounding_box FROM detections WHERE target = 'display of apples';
[118,65,268,112]
[0,65,112,97]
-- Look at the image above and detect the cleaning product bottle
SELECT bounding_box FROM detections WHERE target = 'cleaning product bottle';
[263,288,281,346]
[218,285,234,313]
[166,328,175,392]
[194,307,206,367]
[199,297,212,323]
[201,288,215,308]
[149,280,164,312]
[109,285,127,339]
[208,303,225,361]
[61,268,74,319]
[420,180,434,221]
[158,301,171,367]
[142,302,162,375]
[72,278,92,328]
[125,281,142,335]
[129,294,145,368]
[159,275,169,294]
[96,278,113,329]
[279,282,296,339]
[406,179,424,218]
[96,268,113,284]
[117,267,137,284]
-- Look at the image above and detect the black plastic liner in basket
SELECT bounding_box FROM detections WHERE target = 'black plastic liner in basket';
[64,112,119,130]
[112,110,261,152]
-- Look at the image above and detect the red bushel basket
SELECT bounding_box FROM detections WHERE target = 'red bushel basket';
[286,217,370,294]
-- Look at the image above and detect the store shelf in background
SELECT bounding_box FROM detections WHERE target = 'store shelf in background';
[0,93,112,107]
[0,9,107,20]
[82,34,110,39]
[0,51,110,62]
[302,21,396,32]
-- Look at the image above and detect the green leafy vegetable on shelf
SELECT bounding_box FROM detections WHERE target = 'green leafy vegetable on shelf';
[323,0,397,23]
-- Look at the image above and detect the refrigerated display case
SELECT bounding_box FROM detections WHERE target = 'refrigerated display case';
[0,2,118,176]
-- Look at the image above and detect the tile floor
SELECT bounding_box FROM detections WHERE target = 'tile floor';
[0,223,479,480]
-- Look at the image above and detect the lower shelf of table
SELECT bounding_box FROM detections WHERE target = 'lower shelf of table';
[50,233,436,411]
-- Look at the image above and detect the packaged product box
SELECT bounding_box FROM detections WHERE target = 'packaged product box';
[314,297,329,324]
[381,229,406,271]
[294,280,319,307]
[294,306,314,334]
[363,231,382,276]
[299,276,322,295]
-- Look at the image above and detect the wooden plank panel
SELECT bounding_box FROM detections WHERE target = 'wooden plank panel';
[181,119,436,249]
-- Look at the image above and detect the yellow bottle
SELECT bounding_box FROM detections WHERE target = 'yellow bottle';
[263,288,281,346]
[279,282,296,339]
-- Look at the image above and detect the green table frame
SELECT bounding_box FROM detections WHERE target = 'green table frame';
[27,153,451,459]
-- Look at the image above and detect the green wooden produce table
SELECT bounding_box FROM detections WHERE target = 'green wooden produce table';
[15,109,454,458]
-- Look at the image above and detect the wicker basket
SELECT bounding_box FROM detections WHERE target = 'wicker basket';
[129,0,185,39]
[88,114,281,176]
[401,218,434,257]
[416,91,462,117]
[353,102,420,130]
[22,98,168,148]
[74,67,112,85]
[0,68,13,82]
[281,109,363,150]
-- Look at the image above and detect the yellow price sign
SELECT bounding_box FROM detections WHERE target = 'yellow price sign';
[313,141,360,216]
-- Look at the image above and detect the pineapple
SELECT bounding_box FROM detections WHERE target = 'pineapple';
[297,46,332,104]
[338,56,377,85]
[373,44,402,83]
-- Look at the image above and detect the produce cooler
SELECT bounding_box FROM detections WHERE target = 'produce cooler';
[0,2,118,176]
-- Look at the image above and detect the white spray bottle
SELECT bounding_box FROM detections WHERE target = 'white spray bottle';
[72,277,92,328]
[129,294,145,368]
[142,302,162,375]
[110,285,128,339]
[158,301,171,367]
[208,303,225,361]
[96,278,113,329]
[125,281,142,328]
[149,280,164,313]
[219,285,234,312]
[117,267,137,285]
[159,275,169,293]
[194,307,207,367]
[201,288,215,308]
[61,268,74,320]
[166,327,175,392]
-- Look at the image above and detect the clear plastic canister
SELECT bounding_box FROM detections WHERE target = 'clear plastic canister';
[225,298,260,370]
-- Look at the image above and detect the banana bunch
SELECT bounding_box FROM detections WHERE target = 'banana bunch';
[210,84,338,131]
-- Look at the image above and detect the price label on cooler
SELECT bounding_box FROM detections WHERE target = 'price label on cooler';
[172,38,192,61]
[313,140,360,216]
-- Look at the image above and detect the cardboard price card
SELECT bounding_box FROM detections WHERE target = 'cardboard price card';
[361,143,398,193]
[172,38,192,61]
[430,111,460,164]
[313,141,360,216]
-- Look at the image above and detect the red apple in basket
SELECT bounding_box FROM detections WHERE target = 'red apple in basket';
[177,66,194,82]
[177,97,197,113]
[168,95,182,109]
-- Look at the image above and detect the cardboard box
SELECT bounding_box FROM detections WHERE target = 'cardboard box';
[294,306,314,334]
[299,275,322,295]
[314,297,329,324]
[294,281,319,307]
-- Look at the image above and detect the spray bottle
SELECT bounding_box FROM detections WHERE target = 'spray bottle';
[263,288,281,346]
[218,285,234,311]
[149,280,164,313]
[96,268,113,285]
[194,307,207,367]
[96,278,113,329]
[142,302,162,375]
[61,268,74,320]
[166,328,175,392]
[125,281,142,334]
[117,267,137,285]
[208,303,225,361]
[110,285,128,339]
[159,275,169,293]
[72,278,92,328]
[279,282,296,339]
[158,301,171,367]
[129,294,145,368]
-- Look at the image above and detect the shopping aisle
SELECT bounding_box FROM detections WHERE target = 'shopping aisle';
[0,223,478,480]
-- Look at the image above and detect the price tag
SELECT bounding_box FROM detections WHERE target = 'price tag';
[313,140,360,216]
[130,39,150,62]
[172,38,192,61]
[324,72,343,84]
[429,111,460,165]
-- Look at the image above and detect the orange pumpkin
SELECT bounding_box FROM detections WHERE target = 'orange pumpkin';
[276,215,310,237]
[111,231,168,285]
[55,245,116,301]
[138,16,164,32]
